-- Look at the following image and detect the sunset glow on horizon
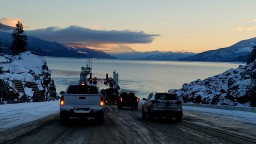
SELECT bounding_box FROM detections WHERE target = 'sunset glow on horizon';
[1,0,256,53]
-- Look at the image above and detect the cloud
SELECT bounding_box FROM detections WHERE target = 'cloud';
[234,19,256,32]
[247,26,256,31]
[234,27,244,32]
[0,18,21,27]
[234,26,256,32]
[27,26,159,45]
[86,44,137,53]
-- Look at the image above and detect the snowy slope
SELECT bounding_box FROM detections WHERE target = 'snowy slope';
[172,60,256,107]
[183,38,256,62]
[0,100,59,131]
[0,52,56,102]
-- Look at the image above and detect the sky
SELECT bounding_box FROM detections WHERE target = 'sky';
[1,0,256,53]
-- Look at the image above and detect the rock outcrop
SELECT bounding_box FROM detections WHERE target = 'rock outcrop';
[0,52,56,103]
[174,60,256,107]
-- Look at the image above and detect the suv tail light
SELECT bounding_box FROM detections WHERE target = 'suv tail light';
[60,96,64,106]
[137,98,140,103]
[120,97,123,102]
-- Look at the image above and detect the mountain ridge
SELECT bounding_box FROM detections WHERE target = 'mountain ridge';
[0,31,116,59]
[182,37,256,62]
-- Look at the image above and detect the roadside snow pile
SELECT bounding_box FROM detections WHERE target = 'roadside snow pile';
[172,60,256,107]
[0,52,57,103]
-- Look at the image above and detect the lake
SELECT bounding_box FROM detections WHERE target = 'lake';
[46,57,241,98]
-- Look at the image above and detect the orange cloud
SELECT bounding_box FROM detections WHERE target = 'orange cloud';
[233,27,244,32]
[0,18,20,27]
[0,17,28,28]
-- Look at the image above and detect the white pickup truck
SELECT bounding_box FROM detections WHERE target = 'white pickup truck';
[59,83,105,125]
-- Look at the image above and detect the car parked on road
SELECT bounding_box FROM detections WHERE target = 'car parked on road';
[117,91,139,110]
[142,92,183,121]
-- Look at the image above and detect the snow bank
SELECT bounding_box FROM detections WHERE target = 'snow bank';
[172,60,256,107]
[0,51,57,102]
[0,100,59,131]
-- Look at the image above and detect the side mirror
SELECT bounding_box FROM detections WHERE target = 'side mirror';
[142,98,147,101]
[60,91,65,95]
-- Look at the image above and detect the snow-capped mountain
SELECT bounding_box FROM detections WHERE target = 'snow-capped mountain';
[182,37,256,62]
[172,59,256,107]
[0,31,115,59]
[111,51,195,60]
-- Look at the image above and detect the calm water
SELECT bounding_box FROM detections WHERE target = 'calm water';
[46,57,240,98]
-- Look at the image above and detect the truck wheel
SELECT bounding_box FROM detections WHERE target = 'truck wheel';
[60,112,68,125]
[96,111,104,125]
[175,112,183,122]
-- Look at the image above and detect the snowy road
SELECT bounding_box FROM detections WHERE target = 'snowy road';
[0,104,255,144]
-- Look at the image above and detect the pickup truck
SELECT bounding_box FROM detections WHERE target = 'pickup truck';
[59,83,105,124]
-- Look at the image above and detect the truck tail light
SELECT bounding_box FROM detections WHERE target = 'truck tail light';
[60,96,64,106]
[100,96,104,106]
[100,101,104,106]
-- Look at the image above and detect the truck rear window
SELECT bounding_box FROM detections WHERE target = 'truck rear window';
[67,85,99,94]
[155,93,178,100]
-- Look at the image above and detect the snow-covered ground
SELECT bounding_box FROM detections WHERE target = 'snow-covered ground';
[0,100,59,132]
[183,106,256,125]
[172,59,256,107]
[0,101,256,132]
[0,52,56,102]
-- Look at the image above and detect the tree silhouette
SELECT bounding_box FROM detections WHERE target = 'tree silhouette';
[11,21,27,54]
[248,46,256,64]
[0,39,2,53]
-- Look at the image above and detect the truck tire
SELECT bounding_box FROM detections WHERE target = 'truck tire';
[96,111,104,125]
[175,112,183,122]
[60,112,69,125]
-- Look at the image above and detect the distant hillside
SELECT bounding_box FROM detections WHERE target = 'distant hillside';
[0,23,14,30]
[182,38,256,62]
[0,31,116,59]
[138,51,196,61]
[111,51,195,60]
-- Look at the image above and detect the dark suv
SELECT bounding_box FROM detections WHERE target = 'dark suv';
[117,92,139,110]
[103,88,119,104]
[142,92,183,121]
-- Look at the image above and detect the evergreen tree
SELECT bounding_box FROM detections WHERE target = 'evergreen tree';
[248,46,256,64]
[0,40,2,53]
[11,21,27,54]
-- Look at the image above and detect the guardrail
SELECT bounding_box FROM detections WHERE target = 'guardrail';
[183,103,256,113]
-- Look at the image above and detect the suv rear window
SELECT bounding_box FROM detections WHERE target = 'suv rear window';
[155,93,178,100]
[67,85,99,94]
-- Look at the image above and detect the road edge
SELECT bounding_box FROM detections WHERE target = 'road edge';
[0,113,59,144]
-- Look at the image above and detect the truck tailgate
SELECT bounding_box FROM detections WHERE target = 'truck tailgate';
[63,94,102,107]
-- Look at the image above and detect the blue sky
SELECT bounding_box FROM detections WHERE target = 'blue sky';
[1,0,256,53]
